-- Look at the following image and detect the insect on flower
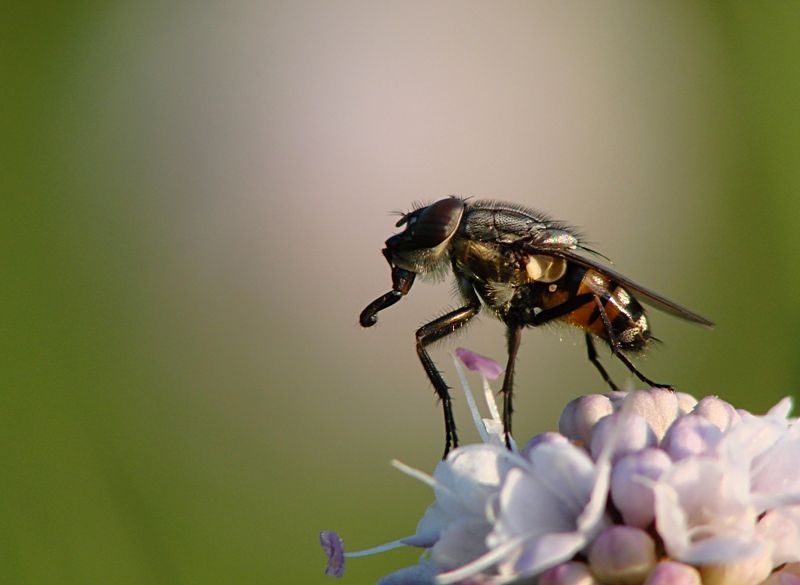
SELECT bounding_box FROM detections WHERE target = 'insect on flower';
[359,197,713,457]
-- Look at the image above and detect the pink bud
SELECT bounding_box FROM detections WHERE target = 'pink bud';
[522,432,568,459]
[661,414,722,460]
[610,448,672,528]
[590,412,657,463]
[692,396,741,431]
[623,388,687,441]
[539,561,599,585]
[559,394,614,445]
[588,526,656,585]
[643,561,701,585]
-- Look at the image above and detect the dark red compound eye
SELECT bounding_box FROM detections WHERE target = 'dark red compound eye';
[387,197,465,252]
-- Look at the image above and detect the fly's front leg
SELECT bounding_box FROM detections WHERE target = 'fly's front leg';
[416,290,481,459]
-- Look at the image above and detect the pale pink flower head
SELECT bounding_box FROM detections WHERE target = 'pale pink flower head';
[320,349,800,585]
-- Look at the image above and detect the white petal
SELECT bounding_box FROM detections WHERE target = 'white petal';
[767,397,794,420]
[654,457,758,563]
[432,517,492,570]
[509,532,587,577]
[378,559,440,585]
[757,506,800,566]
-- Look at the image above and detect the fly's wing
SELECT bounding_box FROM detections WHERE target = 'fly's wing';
[518,240,714,327]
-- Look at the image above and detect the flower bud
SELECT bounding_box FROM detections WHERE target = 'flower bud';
[522,432,568,459]
[623,388,685,441]
[699,550,772,585]
[590,412,657,463]
[676,392,698,414]
[559,394,614,445]
[610,448,672,528]
[660,414,722,460]
[692,396,741,431]
[538,561,600,585]
[588,526,656,585]
[643,561,701,585]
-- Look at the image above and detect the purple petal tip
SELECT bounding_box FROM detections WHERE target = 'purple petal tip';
[455,347,504,380]
[320,530,345,578]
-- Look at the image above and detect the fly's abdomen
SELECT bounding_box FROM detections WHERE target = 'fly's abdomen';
[566,269,650,352]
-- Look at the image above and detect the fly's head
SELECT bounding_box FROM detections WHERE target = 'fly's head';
[384,197,466,276]
[359,197,466,328]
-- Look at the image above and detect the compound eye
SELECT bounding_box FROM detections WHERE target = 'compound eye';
[396,197,465,250]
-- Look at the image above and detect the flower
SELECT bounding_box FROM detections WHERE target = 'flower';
[320,530,345,578]
[320,349,800,584]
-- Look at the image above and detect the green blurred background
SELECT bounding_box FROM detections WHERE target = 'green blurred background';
[3,1,799,583]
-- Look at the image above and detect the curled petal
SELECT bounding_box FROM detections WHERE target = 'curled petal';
[455,348,504,380]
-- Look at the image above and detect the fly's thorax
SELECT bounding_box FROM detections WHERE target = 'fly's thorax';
[461,200,554,243]
[451,238,522,285]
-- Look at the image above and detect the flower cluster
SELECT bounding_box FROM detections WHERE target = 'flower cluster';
[321,349,800,585]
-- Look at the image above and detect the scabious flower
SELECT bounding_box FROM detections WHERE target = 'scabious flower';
[321,348,800,584]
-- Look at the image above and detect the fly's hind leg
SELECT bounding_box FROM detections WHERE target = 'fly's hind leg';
[585,333,619,391]
[615,352,672,389]
[592,296,672,389]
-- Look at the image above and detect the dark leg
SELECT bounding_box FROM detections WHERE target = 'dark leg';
[585,333,619,391]
[416,296,481,459]
[529,293,595,325]
[500,324,523,449]
[592,296,671,389]
[615,352,671,389]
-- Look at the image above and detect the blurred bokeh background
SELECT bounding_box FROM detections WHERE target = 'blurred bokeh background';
[4,1,799,583]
